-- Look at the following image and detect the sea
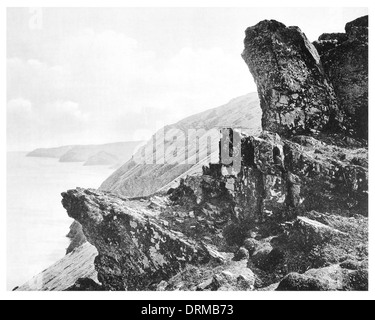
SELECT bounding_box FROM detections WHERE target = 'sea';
[7,152,115,290]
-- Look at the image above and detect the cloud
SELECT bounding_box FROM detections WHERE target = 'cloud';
[7,28,256,150]
[7,98,88,151]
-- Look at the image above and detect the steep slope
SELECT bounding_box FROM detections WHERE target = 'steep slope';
[15,243,98,291]
[100,93,261,197]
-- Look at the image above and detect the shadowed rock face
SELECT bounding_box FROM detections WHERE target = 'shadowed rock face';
[242,20,340,137]
[315,16,368,139]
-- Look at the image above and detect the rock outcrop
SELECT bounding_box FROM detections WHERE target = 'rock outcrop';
[314,16,368,139]
[242,20,340,137]
[176,131,368,226]
[61,188,225,291]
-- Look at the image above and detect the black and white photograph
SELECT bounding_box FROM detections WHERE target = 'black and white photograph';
[1,1,373,303]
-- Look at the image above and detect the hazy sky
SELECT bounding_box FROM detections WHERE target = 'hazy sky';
[7,7,368,151]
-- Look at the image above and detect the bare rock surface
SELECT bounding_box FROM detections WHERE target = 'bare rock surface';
[61,188,224,291]
[242,20,339,137]
[314,16,368,138]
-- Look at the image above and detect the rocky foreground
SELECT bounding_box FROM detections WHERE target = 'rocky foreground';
[18,15,368,291]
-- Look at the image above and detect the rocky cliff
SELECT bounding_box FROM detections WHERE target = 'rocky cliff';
[314,16,368,139]
[19,16,368,291]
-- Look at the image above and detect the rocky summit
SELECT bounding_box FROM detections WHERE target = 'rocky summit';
[18,15,368,292]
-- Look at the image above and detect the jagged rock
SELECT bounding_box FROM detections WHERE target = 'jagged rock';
[217,131,368,223]
[316,16,368,139]
[242,20,339,137]
[62,188,220,291]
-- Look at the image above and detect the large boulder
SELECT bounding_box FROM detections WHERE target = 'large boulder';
[62,188,220,291]
[242,20,339,137]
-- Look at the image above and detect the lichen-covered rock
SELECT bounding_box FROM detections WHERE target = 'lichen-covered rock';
[316,16,368,139]
[61,188,220,291]
[242,20,339,137]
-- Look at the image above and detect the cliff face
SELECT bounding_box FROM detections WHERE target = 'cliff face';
[27,16,368,292]
[314,16,368,139]
[242,20,340,137]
